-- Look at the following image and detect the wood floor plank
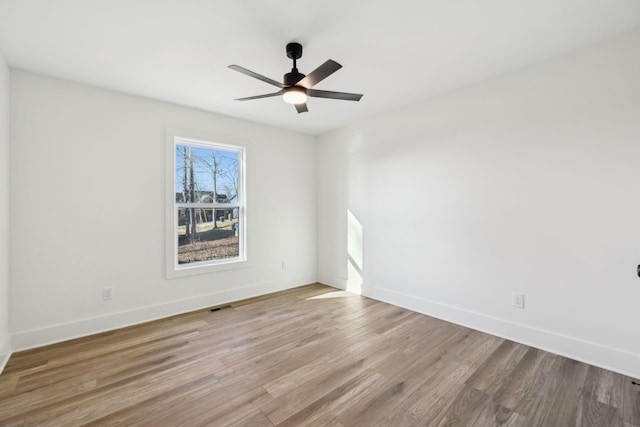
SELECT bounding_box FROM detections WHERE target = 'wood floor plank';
[80,373,223,427]
[6,318,207,371]
[492,347,548,410]
[621,379,640,426]
[263,325,390,399]
[544,357,591,425]
[261,345,398,425]
[0,375,19,393]
[583,365,626,408]
[13,333,196,391]
[274,369,384,426]
[334,329,471,426]
[464,340,530,396]
[447,329,505,372]
[436,385,494,426]
[0,283,637,427]
[576,395,624,427]
[156,386,272,427]
[512,351,561,417]
[20,352,222,426]
[0,334,226,421]
[373,360,471,426]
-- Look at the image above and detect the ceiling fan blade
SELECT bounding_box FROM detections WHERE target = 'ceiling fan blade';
[235,90,284,101]
[296,60,342,89]
[228,65,284,88]
[307,89,363,101]
[295,103,308,114]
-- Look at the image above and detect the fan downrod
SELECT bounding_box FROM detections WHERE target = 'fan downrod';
[284,42,305,86]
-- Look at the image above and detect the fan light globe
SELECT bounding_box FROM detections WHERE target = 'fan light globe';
[283,87,307,105]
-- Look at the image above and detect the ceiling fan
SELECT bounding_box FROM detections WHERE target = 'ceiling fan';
[228,42,363,114]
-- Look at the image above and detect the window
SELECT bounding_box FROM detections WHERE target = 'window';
[166,133,246,277]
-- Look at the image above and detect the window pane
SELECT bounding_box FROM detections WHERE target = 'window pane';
[175,144,239,204]
[177,207,240,264]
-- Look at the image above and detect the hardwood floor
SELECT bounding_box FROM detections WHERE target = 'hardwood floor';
[0,284,638,426]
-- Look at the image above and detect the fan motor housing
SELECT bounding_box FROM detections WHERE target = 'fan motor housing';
[284,71,305,86]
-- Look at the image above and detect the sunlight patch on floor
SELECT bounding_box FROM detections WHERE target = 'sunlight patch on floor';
[307,291,357,300]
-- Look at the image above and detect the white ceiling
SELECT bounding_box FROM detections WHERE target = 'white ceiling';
[1,1,639,136]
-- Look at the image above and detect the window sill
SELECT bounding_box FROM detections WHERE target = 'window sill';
[166,258,249,279]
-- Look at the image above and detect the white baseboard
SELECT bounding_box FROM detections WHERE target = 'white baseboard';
[316,272,346,290]
[0,335,11,375]
[362,284,640,380]
[11,274,317,352]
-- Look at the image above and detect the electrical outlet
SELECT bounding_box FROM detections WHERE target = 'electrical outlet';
[512,293,524,309]
[102,287,114,301]
[281,260,287,270]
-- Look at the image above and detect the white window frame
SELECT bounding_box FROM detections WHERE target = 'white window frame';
[165,129,247,278]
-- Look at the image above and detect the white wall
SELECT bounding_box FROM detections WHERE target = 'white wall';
[0,53,10,370]
[317,29,640,378]
[10,71,317,349]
